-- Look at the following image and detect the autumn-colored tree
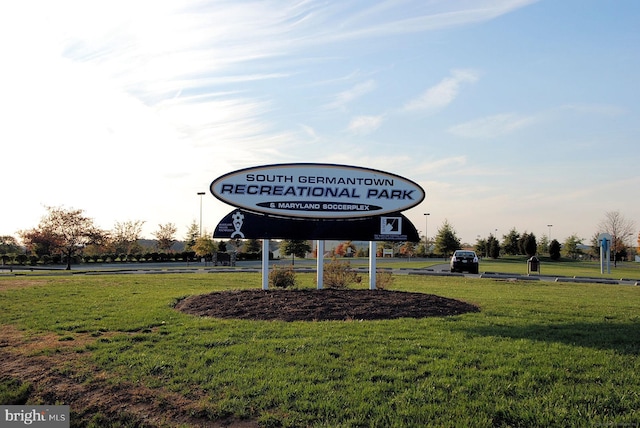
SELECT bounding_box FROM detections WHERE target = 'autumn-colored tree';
[153,223,177,252]
[399,241,416,257]
[111,220,145,255]
[17,229,61,257]
[20,206,106,270]
[193,235,217,260]
[335,241,356,257]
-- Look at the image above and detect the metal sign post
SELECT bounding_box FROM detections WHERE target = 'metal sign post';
[262,239,270,290]
[316,240,324,289]
[369,241,377,290]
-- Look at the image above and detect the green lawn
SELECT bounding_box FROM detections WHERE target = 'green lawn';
[1,273,639,427]
[371,256,640,280]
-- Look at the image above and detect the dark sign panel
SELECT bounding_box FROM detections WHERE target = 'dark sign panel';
[213,209,420,242]
[210,163,425,219]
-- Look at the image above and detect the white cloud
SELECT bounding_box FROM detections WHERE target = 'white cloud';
[323,0,540,41]
[326,80,377,110]
[403,69,479,112]
[347,115,384,135]
[448,113,536,138]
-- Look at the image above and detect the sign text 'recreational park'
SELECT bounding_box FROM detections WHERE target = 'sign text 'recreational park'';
[210,163,425,219]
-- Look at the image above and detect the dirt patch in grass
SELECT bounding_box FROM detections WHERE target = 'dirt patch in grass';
[0,325,258,427]
[0,279,46,292]
[175,288,480,321]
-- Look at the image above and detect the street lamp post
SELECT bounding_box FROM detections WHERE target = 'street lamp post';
[547,224,553,242]
[197,192,206,236]
[423,213,430,256]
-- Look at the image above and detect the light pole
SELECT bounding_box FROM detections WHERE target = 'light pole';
[197,192,206,236]
[423,213,430,256]
[547,224,553,242]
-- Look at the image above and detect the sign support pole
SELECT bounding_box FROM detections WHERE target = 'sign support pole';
[262,239,269,290]
[316,240,324,289]
[599,234,612,275]
[369,241,376,290]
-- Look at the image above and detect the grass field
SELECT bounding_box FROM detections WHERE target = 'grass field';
[375,256,640,279]
[1,270,639,427]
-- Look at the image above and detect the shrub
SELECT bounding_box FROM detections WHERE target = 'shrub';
[323,258,361,289]
[375,269,394,290]
[269,265,297,288]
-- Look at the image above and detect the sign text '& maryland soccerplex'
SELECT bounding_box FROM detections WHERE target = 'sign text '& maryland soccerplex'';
[210,163,425,219]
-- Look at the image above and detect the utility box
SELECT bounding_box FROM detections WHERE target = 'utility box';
[527,256,540,274]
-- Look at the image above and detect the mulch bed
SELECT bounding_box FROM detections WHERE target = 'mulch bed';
[174,288,480,321]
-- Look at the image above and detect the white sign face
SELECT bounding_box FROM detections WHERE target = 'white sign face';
[210,163,425,219]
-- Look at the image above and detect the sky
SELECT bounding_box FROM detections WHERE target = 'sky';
[1,0,639,246]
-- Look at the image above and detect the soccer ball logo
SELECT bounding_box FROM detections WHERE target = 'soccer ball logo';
[231,211,245,238]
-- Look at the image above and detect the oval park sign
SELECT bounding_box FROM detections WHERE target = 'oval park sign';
[210,163,425,219]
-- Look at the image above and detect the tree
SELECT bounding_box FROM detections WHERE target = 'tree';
[549,239,561,260]
[19,228,61,257]
[487,234,500,258]
[399,241,416,258]
[537,235,550,256]
[434,220,461,258]
[112,220,145,255]
[244,239,262,254]
[280,240,311,264]
[193,235,217,261]
[520,232,537,257]
[562,234,584,260]
[588,233,601,260]
[475,237,487,258]
[0,236,21,254]
[502,228,520,255]
[153,223,177,252]
[597,211,636,267]
[20,206,106,270]
[184,221,199,252]
[335,241,356,257]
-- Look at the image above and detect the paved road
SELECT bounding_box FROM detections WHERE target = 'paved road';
[2,260,638,286]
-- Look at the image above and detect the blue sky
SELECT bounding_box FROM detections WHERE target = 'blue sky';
[1,0,638,246]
